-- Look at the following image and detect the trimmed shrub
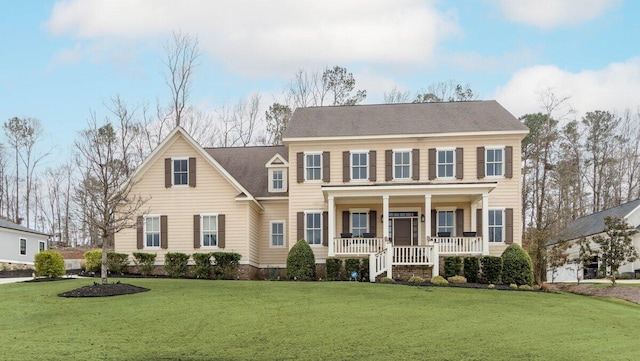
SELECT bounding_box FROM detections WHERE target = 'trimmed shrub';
[488,284,496,289]
[191,253,213,279]
[480,256,503,284]
[34,251,65,278]
[132,252,156,276]
[532,285,541,291]
[444,256,463,278]
[463,257,480,283]
[431,275,449,286]
[286,239,316,281]
[519,284,533,291]
[509,283,518,289]
[107,252,129,275]
[359,257,369,282]
[164,252,190,278]
[84,250,102,272]
[345,258,361,280]
[212,252,242,280]
[501,244,533,286]
[326,258,342,281]
[380,277,395,284]
[447,275,467,284]
[408,275,425,284]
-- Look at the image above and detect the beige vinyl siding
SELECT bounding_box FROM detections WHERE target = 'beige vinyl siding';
[115,133,251,263]
[287,133,524,258]
[259,199,289,266]
[246,202,261,265]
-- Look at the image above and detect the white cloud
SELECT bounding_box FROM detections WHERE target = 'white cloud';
[495,57,640,118]
[46,0,459,77]
[495,0,621,29]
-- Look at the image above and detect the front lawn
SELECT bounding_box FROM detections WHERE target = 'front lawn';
[1,279,638,360]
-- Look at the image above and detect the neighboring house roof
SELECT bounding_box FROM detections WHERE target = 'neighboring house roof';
[283,100,528,140]
[549,199,640,245]
[206,146,288,198]
[0,218,50,237]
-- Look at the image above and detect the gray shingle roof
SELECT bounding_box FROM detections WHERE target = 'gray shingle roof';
[283,101,528,139]
[550,199,640,245]
[0,218,50,236]
[205,146,288,198]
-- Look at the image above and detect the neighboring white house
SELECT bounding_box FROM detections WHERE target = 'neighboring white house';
[547,199,640,282]
[0,218,50,267]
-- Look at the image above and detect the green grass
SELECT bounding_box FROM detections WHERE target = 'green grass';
[1,279,639,360]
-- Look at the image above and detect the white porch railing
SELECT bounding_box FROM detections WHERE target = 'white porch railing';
[393,245,434,265]
[434,237,483,254]
[369,248,389,281]
[334,237,385,255]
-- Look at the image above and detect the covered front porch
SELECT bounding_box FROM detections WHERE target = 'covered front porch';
[322,182,496,281]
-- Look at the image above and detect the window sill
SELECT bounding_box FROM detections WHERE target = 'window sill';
[270,245,286,249]
[200,246,220,249]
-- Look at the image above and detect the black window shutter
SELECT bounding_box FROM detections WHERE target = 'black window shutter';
[322,211,329,246]
[193,215,200,248]
[343,151,350,182]
[296,152,304,183]
[136,216,144,249]
[342,211,350,234]
[428,148,436,180]
[369,151,377,181]
[297,212,304,241]
[455,148,463,180]
[165,158,172,187]
[505,208,513,244]
[412,149,420,180]
[385,150,392,181]
[477,147,485,179]
[476,209,483,237]
[218,215,226,248]
[505,146,513,178]
[188,157,196,187]
[322,151,330,182]
[369,211,377,235]
[455,209,464,236]
[160,215,168,249]
[431,210,437,237]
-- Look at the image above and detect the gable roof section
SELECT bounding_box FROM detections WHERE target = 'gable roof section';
[129,127,261,207]
[0,218,50,237]
[283,100,528,140]
[551,199,640,244]
[206,146,288,198]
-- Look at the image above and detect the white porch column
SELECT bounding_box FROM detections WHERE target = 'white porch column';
[382,195,390,241]
[424,194,432,245]
[482,193,489,255]
[328,195,335,257]
[471,202,477,231]
[385,239,393,279]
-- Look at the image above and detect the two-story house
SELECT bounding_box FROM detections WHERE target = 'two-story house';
[114,100,528,281]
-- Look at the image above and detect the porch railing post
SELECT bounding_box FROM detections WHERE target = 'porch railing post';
[369,253,375,283]
[432,240,439,277]
[385,240,393,279]
[328,195,335,257]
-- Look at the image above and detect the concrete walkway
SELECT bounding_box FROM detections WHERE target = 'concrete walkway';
[0,277,34,284]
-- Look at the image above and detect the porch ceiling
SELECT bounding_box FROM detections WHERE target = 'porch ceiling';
[322,182,497,203]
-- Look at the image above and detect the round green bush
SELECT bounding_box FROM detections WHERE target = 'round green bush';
[519,284,533,291]
[84,250,102,272]
[286,239,316,280]
[408,276,425,284]
[164,252,190,278]
[501,244,534,286]
[35,251,65,278]
[488,284,496,289]
[509,283,518,289]
[380,277,395,284]
[430,275,449,286]
[107,252,129,275]
[447,275,467,284]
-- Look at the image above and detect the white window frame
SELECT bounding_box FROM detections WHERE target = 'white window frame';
[144,215,161,249]
[488,208,505,243]
[436,148,455,179]
[436,207,456,236]
[172,157,189,186]
[201,214,219,248]
[393,149,412,180]
[305,211,323,246]
[350,150,369,181]
[19,238,27,256]
[485,146,505,178]
[269,168,287,193]
[39,241,46,252]
[270,221,286,248]
[304,152,323,182]
[350,211,369,237]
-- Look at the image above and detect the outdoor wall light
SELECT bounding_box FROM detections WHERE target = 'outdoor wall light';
[421,214,425,222]
[380,214,384,223]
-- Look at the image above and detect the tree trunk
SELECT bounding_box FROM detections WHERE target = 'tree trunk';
[101,240,109,285]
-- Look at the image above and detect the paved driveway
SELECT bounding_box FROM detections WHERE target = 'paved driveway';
[0,277,33,284]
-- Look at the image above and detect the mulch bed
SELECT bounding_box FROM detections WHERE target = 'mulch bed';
[58,283,150,298]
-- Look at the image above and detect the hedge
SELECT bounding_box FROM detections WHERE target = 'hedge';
[191,253,213,279]
[326,258,342,281]
[107,252,129,275]
[164,252,190,278]
[463,257,480,283]
[132,252,156,276]
[34,251,65,278]
[480,256,503,284]
[212,252,242,280]
[84,250,102,272]
[444,256,463,278]
[501,244,533,286]
[286,239,315,280]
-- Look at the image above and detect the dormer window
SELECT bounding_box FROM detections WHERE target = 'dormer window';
[269,168,288,193]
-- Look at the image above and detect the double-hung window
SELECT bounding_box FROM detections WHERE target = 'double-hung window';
[437,149,454,178]
[272,170,284,190]
[173,158,188,185]
[437,211,454,235]
[486,148,504,177]
[393,150,411,179]
[488,209,504,242]
[39,241,45,252]
[351,152,368,180]
[145,216,161,248]
[305,153,322,181]
[202,215,218,247]
[271,221,285,247]
[305,212,322,245]
[19,238,26,255]
[351,212,368,237]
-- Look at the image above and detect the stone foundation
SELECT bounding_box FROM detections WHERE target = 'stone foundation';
[385,265,433,281]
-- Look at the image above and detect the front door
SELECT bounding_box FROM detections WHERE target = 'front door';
[393,219,412,245]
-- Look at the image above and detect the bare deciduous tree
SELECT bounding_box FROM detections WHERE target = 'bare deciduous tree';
[163,31,201,127]
[383,87,411,104]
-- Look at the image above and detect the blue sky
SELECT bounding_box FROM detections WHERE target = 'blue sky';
[1,0,639,159]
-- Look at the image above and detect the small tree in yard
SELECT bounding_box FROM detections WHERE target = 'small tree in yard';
[569,237,593,284]
[547,240,570,283]
[286,239,316,280]
[592,216,639,286]
[75,119,147,285]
